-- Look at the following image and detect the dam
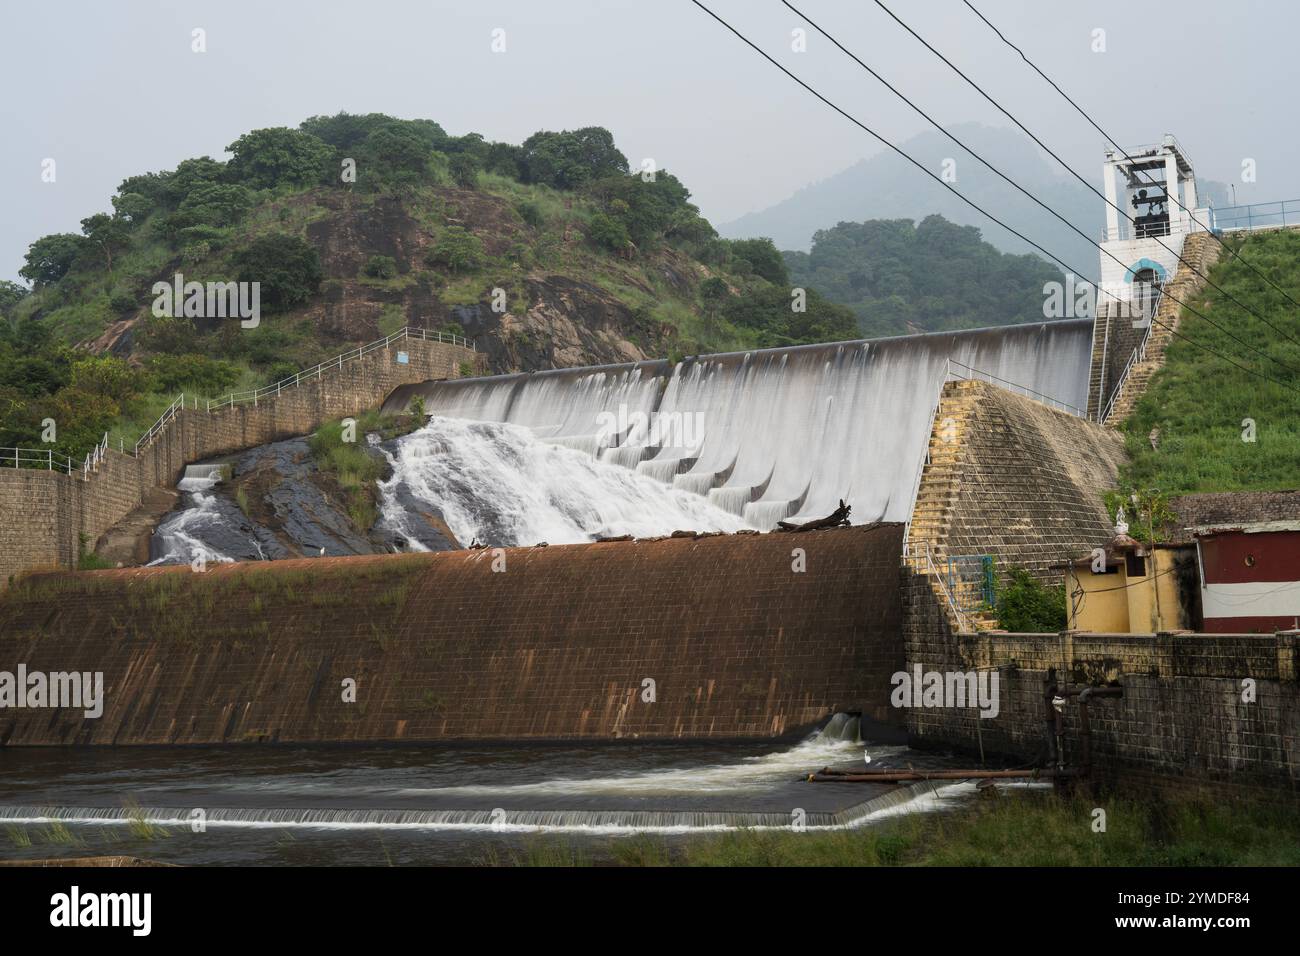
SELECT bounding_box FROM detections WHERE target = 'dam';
[382,319,1093,530]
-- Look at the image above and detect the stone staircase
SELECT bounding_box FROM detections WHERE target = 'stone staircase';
[1101,232,1221,426]
[905,379,999,632]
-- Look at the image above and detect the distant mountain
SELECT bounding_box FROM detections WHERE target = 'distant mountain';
[784,215,1066,338]
[724,124,1104,281]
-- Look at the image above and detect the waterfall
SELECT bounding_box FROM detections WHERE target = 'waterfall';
[386,321,1093,528]
[378,416,750,548]
[148,466,237,566]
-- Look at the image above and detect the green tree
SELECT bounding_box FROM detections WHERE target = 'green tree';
[19,233,87,285]
[520,127,628,189]
[426,227,484,274]
[232,234,323,312]
[0,280,29,318]
[727,237,789,285]
[226,127,334,189]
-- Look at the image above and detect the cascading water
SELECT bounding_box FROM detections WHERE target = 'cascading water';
[386,320,1093,529]
[377,415,750,548]
[148,464,238,566]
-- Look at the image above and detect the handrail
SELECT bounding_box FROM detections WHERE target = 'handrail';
[901,359,958,557]
[1,327,476,481]
[905,540,969,633]
[1098,286,1163,424]
[1212,198,1300,234]
[947,360,1086,416]
[134,393,185,456]
[0,448,75,475]
[207,327,474,411]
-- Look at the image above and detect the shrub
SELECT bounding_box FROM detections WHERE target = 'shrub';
[516,201,544,229]
[996,567,1067,633]
[425,227,484,273]
[362,255,399,280]
[232,233,322,312]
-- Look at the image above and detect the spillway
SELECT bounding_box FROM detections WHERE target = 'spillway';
[384,320,1093,529]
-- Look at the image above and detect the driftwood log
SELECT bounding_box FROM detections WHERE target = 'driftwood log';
[775,500,851,533]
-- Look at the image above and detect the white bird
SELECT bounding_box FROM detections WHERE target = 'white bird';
[863,752,872,766]
[319,547,326,556]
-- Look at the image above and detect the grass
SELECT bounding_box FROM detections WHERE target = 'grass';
[478,787,1300,867]
[1120,229,1300,494]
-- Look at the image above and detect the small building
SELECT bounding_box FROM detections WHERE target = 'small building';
[1190,522,1300,633]
[1057,526,1198,634]
[1060,491,1300,634]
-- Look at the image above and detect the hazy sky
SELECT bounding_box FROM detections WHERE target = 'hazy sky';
[1,0,1294,282]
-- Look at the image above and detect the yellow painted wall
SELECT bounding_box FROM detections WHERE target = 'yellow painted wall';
[1065,549,1187,633]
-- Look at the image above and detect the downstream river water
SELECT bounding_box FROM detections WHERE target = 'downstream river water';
[0,725,985,865]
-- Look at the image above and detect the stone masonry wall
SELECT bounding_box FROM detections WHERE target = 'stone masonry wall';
[944,381,1127,581]
[0,335,479,587]
[902,569,1300,795]
[0,524,905,744]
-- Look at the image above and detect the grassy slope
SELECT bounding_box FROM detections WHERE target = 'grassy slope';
[1120,229,1300,494]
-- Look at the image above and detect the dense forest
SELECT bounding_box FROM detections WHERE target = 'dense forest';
[783,215,1065,337]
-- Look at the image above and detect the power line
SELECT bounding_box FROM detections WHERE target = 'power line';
[861,0,1300,351]
[960,0,1300,316]
[780,0,1300,380]
[686,0,1300,397]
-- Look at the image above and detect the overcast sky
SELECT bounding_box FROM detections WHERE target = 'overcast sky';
[1,0,1294,282]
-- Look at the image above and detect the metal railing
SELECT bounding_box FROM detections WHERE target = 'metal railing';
[207,327,475,411]
[80,432,109,479]
[0,448,76,475]
[947,553,996,615]
[1,327,475,480]
[1212,199,1300,233]
[947,360,1086,416]
[134,393,185,455]
[906,540,970,633]
[1098,285,1164,424]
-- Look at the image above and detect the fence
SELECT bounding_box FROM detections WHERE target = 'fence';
[1212,199,1300,234]
[1,327,477,478]
[207,327,474,411]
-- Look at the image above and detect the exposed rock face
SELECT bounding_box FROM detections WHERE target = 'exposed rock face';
[452,275,674,372]
[80,187,684,372]
[148,434,458,564]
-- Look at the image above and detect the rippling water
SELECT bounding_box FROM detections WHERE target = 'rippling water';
[0,724,976,865]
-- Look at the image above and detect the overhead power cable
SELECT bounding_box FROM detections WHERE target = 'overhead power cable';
[687,0,1300,397]
[780,0,1300,379]
[862,0,1300,350]
[959,0,1300,316]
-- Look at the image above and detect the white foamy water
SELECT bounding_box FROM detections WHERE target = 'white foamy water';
[148,468,236,566]
[378,415,751,548]
[386,322,1093,529]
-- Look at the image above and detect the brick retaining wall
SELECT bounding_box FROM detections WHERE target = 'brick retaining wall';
[0,525,905,744]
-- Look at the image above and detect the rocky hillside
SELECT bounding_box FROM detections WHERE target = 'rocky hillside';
[1,113,855,457]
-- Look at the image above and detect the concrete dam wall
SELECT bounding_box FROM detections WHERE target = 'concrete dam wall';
[384,320,1095,529]
[0,524,905,746]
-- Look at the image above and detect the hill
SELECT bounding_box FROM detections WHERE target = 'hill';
[783,215,1065,337]
[721,123,1235,282]
[0,113,856,458]
[1119,228,1300,494]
